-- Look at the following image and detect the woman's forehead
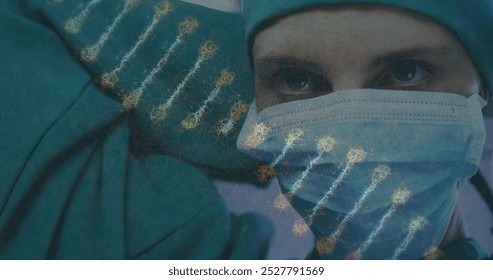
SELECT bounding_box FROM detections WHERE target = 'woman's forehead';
[252,5,464,61]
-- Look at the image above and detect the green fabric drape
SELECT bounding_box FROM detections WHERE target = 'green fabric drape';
[0,0,272,259]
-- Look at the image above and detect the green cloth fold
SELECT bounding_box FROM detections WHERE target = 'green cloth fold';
[0,0,273,259]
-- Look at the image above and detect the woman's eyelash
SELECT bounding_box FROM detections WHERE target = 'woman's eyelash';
[376,60,436,86]
[271,67,331,94]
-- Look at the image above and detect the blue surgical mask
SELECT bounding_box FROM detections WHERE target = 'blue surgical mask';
[237,89,485,259]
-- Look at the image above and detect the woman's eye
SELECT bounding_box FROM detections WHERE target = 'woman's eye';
[277,68,330,95]
[385,62,431,85]
[282,69,310,91]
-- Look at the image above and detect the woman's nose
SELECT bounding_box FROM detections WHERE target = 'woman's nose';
[330,73,367,92]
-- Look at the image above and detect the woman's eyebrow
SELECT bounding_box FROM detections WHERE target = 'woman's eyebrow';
[369,46,454,68]
[254,55,326,74]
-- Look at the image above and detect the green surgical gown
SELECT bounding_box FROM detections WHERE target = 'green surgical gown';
[0,0,273,259]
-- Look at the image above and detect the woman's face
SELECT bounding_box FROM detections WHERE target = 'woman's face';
[252,5,481,112]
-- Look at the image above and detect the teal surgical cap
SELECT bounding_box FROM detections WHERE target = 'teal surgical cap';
[243,0,493,104]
